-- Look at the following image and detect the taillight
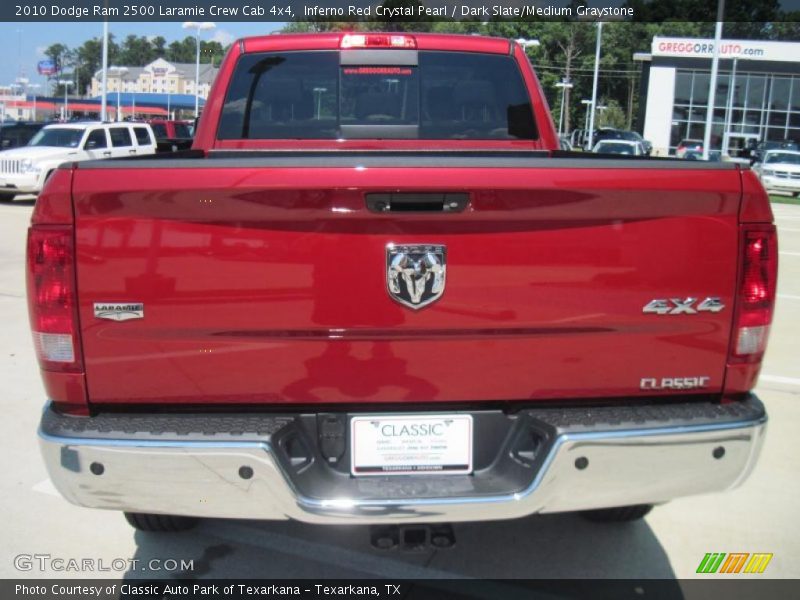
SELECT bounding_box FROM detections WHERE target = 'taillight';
[340,34,417,49]
[26,225,83,372]
[731,226,777,363]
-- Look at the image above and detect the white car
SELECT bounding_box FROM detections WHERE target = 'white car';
[755,150,800,197]
[592,139,647,156]
[0,121,156,199]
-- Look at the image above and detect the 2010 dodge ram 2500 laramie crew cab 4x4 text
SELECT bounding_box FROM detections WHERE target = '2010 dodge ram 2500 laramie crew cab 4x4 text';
[30,33,776,532]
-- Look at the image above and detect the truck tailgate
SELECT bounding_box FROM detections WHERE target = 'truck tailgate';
[72,157,742,406]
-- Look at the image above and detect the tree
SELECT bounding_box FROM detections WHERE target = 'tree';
[73,34,119,96]
[44,43,68,72]
[44,43,69,94]
[281,21,370,33]
[151,36,167,58]
[166,38,196,63]
[118,35,156,66]
[596,98,627,129]
[200,40,226,67]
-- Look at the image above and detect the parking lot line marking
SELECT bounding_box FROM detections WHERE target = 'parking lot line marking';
[32,479,61,497]
[779,252,800,257]
[760,374,800,387]
[778,294,800,301]
[777,228,800,232]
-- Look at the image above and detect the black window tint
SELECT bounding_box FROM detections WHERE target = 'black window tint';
[173,123,192,138]
[150,123,167,138]
[218,50,537,140]
[219,51,338,139]
[340,66,419,126]
[418,52,536,140]
[85,129,107,149]
[133,127,152,145]
[109,127,132,147]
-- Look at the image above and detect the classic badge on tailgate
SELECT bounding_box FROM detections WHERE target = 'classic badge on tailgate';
[386,244,446,310]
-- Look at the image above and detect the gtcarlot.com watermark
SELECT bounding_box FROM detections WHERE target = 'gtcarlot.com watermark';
[14,553,194,573]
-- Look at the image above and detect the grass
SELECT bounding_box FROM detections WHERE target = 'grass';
[770,194,800,206]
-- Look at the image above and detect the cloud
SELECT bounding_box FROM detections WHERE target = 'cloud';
[211,29,234,47]
[35,46,47,58]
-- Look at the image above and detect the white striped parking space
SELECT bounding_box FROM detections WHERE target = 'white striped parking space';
[779,251,800,257]
[778,294,800,301]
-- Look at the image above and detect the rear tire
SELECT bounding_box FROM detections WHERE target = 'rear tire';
[580,504,653,523]
[124,512,199,532]
[0,192,15,202]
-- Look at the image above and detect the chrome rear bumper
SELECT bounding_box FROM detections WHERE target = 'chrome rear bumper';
[39,397,767,524]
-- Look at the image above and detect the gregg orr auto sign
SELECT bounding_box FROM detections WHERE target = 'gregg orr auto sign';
[652,37,800,63]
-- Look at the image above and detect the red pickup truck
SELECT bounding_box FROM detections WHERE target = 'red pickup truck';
[31,33,775,534]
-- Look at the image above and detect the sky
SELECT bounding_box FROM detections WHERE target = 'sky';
[0,21,285,92]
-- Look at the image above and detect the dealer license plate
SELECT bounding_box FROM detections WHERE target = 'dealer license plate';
[350,414,473,476]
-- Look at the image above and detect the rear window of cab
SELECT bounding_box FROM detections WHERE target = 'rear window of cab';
[218,51,538,140]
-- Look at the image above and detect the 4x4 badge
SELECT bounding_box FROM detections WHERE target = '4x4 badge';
[642,297,724,315]
[386,244,446,310]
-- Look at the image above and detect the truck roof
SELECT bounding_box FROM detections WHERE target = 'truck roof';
[241,32,513,55]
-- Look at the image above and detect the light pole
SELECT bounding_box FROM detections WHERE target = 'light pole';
[58,80,74,121]
[582,99,593,132]
[588,22,603,151]
[555,79,573,136]
[27,83,40,121]
[722,52,740,157]
[182,21,215,118]
[703,0,725,160]
[109,66,128,121]
[101,20,109,120]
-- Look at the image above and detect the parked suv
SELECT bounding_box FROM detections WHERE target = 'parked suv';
[0,121,156,200]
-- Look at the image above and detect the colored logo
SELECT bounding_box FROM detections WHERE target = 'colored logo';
[37,59,58,76]
[697,553,773,574]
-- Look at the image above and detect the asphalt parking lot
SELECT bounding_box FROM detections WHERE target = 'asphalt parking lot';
[0,197,798,583]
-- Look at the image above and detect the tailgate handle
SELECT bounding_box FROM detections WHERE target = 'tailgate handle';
[366,193,468,213]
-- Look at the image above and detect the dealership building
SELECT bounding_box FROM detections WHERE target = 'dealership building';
[637,37,800,156]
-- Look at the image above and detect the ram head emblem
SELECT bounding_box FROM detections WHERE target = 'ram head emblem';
[386,244,447,310]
